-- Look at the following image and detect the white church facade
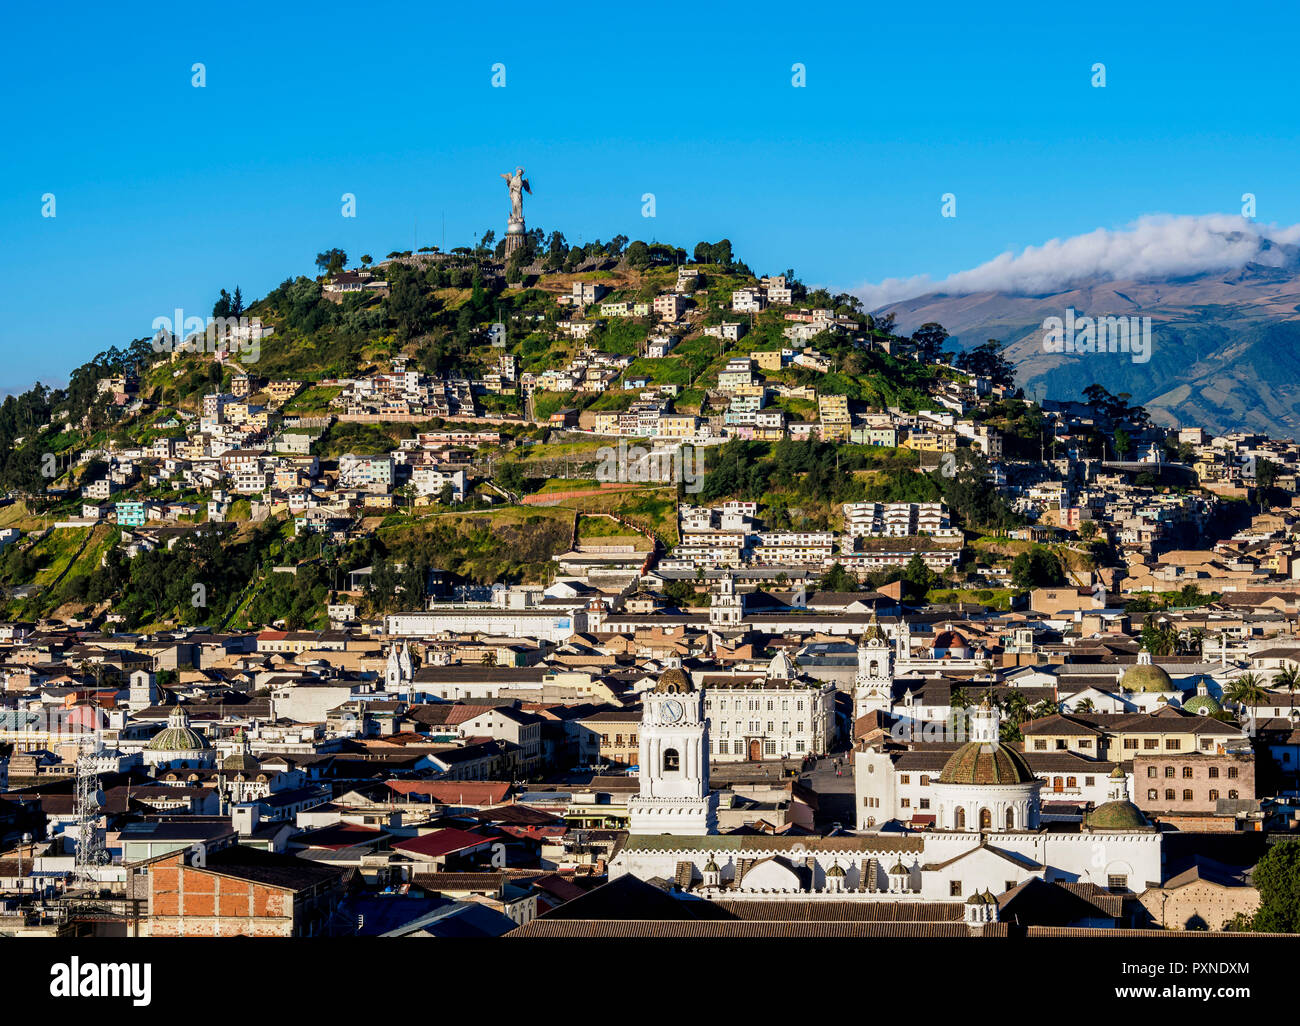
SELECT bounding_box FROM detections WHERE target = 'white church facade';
[611,672,1163,904]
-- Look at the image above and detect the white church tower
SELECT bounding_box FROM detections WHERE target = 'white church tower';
[709,575,744,628]
[854,614,893,719]
[385,641,414,692]
[628,664,716,835]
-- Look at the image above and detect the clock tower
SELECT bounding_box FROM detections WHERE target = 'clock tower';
[628,665,716,835]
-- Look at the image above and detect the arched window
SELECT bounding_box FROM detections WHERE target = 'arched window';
[1208,789,1219,801]
[1053,777,1063,792]
[954,807,966,830]
[663,748,680,772]
[979,807,992,830]
[1229,789,1239,799]
[1066,776,1077,789]
[1005,808,1015,831]
[1182,789,1193,801]
[1165,788,1175,800]
[869,660,880,675]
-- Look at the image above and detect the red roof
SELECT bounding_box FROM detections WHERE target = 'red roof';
[385,780,511,805]
[294,823,385,850]
[391,828,497,859]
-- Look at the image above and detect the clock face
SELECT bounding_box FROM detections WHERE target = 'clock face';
[662,699,684,723]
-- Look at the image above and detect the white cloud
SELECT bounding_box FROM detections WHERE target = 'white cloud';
[853,214,1300,310]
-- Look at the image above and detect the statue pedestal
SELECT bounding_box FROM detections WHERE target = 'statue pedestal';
[503,218,526,260]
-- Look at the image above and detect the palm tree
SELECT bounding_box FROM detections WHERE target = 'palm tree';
[1030,698,1060,719]
[1073,698,1096,714]
[1274,665,1300,697]
[1225,672,1268,708]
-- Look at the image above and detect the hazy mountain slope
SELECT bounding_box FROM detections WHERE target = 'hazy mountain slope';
[881,263,1300,438]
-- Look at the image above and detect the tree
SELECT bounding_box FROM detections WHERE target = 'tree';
[496,461,526,497]
[1245,840,1300,932]
[954,339,1014,388]
[315,248,348,275]
[1011,547,1064,590]
[819,563,860,593]
[910,322,949,361]
[1274,665,1300,696]
[360,254,373,266]
[1113,427,1132,459]
[1225,672,1267,708]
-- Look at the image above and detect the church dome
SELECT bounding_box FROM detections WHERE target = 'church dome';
[1182,692,1221,716]
[655,667,693,693]
[704,858,719,874]
[827,862,846,878]
[1085,800,1149,830]
[889,861,906,875]
[938,740,1036,785]
[147,705,210,752]
[1121,662,1173,693]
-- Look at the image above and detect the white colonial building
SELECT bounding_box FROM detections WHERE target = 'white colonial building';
[610,676,1162,905]
[701,651,836,761]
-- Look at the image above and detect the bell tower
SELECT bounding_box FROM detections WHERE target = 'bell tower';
[854,613,893,719]
[628,664,716,835]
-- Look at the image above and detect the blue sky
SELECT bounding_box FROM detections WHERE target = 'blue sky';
[3,0,1299,392]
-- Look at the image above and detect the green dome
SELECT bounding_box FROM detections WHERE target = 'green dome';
[147,705,210,752]
[1121,663,1173,693]
[939,741,1036,785]
[703,859,719,874]
[827,862,846,877]
[1182,693,1222,716]
[1086,800,1149,830]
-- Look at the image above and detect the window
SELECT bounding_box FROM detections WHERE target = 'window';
[1066,777,1077,789]
[1165,789,1175,800]
[1124,738,1139,750]
[1079,739,1092,749]
[919,798,930,810]
[764,740,777,755]
[1107,874,1128,892]
[901,774,910,784]
[1144,739,1159,749]
[1208,789,1219,801]
[950,881,962,897]
[795,741,805,752]
[663,748,680,772]
[1165,739,1179,750]
[1147,789,1158,800]
[1229,790,1239,799]
[1005,808,1015,830]
[1164,767,1175,778]
[1146,766,1158,778]
[1208,767,1219,779]
[1228,766,1239,779]
[920,775,930,787]
[1182,789,1193,801]
[1182,767,1193,779]
[1034,739,1048,751]
[1055,739,1067,750]
[901,798,911,808]
[955,808,966,830]
[979,807,992,829]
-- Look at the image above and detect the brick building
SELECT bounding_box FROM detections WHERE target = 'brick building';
[1132,751,1256,817]
[144,845,346,937]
